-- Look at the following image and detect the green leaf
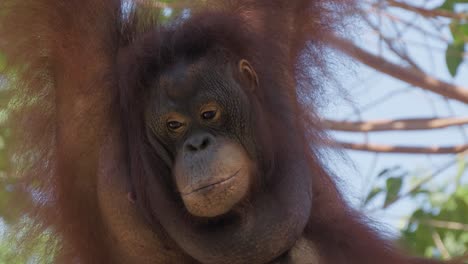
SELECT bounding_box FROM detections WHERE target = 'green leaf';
[438,0,455,11]
[450,22,468,43]
[445,42,465,77]
[364,187,383,205]
[377,166,402,178]
[438,0,468,11]
[409,188,430,198]
[384,177,403,207]
[377,168,390,178]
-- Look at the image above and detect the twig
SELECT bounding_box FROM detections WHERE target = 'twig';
[432,231,451,259]
[323,117,468,132]
[325,34,468,104]
[421,219,468,232]
[330,141,468,154]
[387,0,468,20]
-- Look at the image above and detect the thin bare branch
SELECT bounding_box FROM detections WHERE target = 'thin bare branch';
[330,141,468,154]
[387,0,468,20]
[362,15,421,70]
[377,10,449,43]
[432,231,451,259]
[323,117,468,132]
[421,219,468,232]
[326,34,468,104]
[384,157,463,208]
[344,86,412,120]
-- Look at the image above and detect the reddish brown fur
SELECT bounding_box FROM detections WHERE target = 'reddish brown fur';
[0,0,460,263]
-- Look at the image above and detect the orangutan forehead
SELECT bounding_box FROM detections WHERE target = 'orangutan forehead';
[157,59,224,100]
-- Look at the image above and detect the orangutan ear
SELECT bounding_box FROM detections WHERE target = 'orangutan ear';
[238,59,259,91]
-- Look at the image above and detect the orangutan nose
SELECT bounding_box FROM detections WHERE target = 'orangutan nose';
[184,133,215,152]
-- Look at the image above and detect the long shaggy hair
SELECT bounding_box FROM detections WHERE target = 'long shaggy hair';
[6,1,445,264]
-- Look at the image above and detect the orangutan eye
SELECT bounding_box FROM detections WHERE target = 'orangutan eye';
[201,110,217,120]
[167,120,183,130]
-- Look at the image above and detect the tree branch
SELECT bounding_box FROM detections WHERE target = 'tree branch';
[387,0,468,20]
[325,34,468,104]
[330,141,468,154]
[432,231,451,259]
[323,117,468,132]
[420,219,468,232]
[361,13,421,70]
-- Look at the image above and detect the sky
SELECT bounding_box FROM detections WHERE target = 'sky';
[321,0,468,235]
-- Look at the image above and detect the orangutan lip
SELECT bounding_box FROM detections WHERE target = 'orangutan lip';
[182,169,241,196]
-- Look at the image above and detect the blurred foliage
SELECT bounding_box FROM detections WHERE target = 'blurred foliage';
[439,0,468,76]
[0,221,57,264]
[438,0,468,11]
[364,159,468,260]
[0,50,41,263]
[402,186,468,258]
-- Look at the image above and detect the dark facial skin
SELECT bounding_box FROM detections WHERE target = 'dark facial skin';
[146,57,257,218]
[141,55,312,264]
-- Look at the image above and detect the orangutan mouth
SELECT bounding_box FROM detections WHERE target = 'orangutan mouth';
[182,169,242,196]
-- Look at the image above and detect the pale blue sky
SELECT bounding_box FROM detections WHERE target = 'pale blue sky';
[322,0,468,235]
